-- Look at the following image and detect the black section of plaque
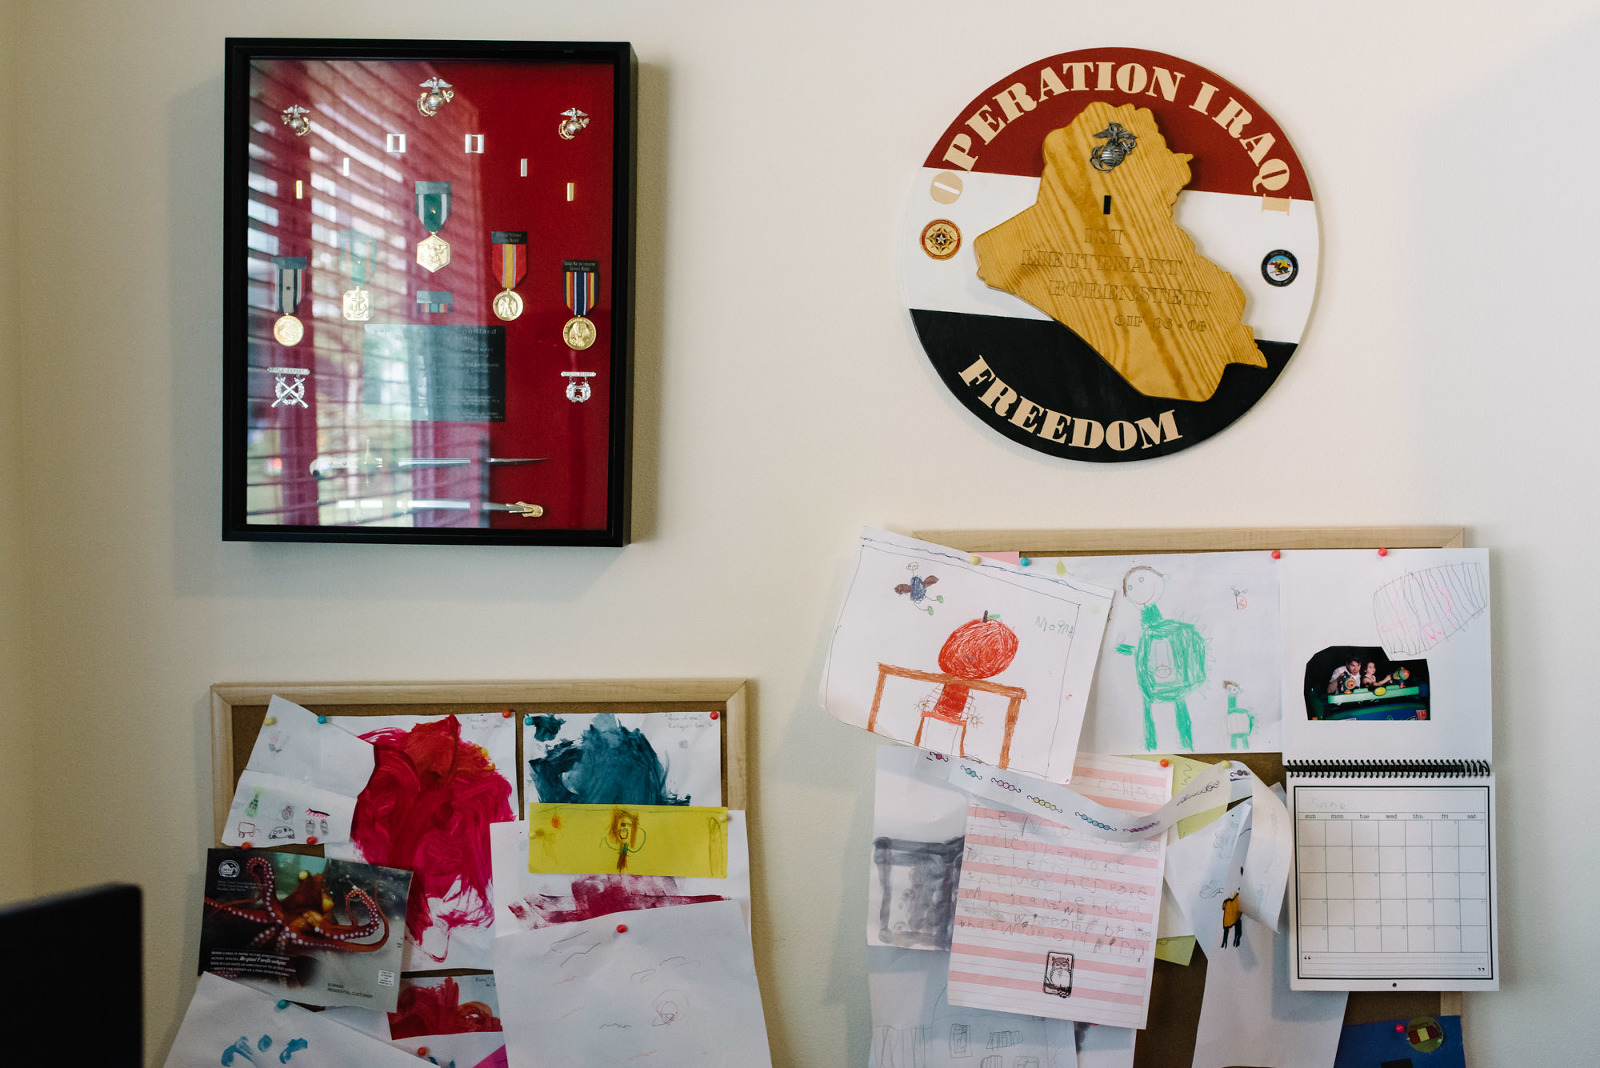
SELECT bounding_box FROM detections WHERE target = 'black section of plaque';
[362,324,507,422]
[490,230,527,244]
[562,258,599,272]
[911,309,1295,462]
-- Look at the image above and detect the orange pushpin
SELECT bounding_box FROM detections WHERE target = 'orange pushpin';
[1159,758,1170,768]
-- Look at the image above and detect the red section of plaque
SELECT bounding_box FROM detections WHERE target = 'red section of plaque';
[921,48,1312,201]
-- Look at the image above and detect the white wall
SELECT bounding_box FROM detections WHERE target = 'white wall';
[0,0,30,907]
[12,0,1600,1062]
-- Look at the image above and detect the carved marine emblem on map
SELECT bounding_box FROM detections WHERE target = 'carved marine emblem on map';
[1089,122,1137,171]
[973,102,1264,403]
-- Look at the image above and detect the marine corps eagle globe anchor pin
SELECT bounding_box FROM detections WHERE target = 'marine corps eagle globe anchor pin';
[417,77,454,117]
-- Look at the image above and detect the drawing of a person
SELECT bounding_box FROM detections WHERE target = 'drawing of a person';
[1223,681,1255,750]
[605,809,646,872]
[1113,567,1206,751]
[1220,889,1242,948]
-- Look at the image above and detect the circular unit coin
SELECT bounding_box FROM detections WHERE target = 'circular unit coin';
[899,48,1319,462]
[920,219,962,260]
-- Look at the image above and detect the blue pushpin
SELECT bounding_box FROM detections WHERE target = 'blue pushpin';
[524,715,534,726]
[276,999,290,1010]
[1019,556,1032,566]
[316,715,327,724]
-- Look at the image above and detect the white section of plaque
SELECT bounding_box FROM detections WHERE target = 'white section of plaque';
[900,168,1320,346]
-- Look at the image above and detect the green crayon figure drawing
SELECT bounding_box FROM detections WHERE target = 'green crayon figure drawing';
[1224,680,1255,750]
[1114,567,1206,751]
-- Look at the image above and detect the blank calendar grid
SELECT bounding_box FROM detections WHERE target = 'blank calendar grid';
[1296,815,1490,956]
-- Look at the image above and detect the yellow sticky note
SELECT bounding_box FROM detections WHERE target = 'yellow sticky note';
[527,803,729,878]
[1127,754,1227,837]
[1155,935,1197,966]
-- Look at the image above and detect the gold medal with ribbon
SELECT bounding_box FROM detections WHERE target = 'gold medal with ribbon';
[415,181,452,273]
[491,231,527,321]
[562,259,598,350]
[341,230,376,322]
[271,256,307,345]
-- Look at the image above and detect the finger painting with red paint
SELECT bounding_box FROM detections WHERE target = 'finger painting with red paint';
[328,713,516,970]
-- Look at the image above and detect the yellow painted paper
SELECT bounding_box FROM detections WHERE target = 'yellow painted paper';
[1129,754,1226,836]
[527,803,729,878]
[1154,935,1197,966]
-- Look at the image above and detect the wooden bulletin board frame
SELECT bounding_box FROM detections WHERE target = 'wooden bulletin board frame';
[210,679,750,846]
[914,528,1468,1067]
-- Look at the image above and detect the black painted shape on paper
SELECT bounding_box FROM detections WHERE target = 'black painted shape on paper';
[910,308,1295,462]
[873,835,964,951]
[529,714,565,742]
[361,324,507,422]
[528,714,691,807]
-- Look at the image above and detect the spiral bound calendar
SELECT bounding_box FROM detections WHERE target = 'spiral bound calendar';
[1279,548,1499,991]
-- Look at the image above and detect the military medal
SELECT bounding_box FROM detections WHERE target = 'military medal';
[267,366,310,409]
[562,259,598,349]
[415,181,452,272]
[417,77,454,117]
[341,230,376,321]
[271,256,307,345]
[562,370,595,403]
[491,231,527,321]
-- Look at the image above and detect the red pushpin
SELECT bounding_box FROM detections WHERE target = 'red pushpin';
[1395,1024,1406,1034]
[501,708,514,718]
[1270,549,1281,559]
[1159,758,1170,768]
[417,1047,429,1057]
[1378,547,1388,557]
[241,841,254,850]
[709,711,719,720]
[306,836,319,845]
[616,923,628,933]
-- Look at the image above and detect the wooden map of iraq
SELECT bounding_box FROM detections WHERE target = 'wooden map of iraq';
[973,101,1264,403]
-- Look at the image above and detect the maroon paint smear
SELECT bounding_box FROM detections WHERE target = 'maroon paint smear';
[505,874,724,930]
[388,976,502,1039]
[350,716,513,961]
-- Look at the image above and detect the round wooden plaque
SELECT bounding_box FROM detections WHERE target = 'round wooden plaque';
[901,49,1318,461]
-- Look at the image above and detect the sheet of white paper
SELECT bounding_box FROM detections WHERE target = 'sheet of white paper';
[1075,1024,1136,1068]
[1239,775,1293,930]
[392,1032,504,1066]
[869,746,970,951]
[251,696,375,791]
[221,770,359,847]
[490,812,751,933]
[163,972,426,1068]
[326,712,519,972]
[1165,800,1251,952]
[524,710,722,807]
[867,946,1077,1068]
[823,529,1113,781]
[493,899,773,1068]
[1156,882,1191,940]
[947,754,1170,1028]
[1192,913,1347,1068]
[318,1006,392,1042]
[1063,553,1282,755]
[221,697,374,847]
[1278,548,1491,763]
